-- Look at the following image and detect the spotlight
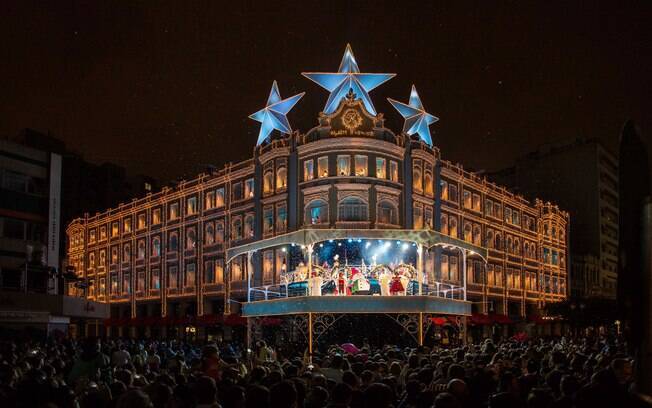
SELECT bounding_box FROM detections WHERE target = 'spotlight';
[328,239,334,243]
[281,247,287,253]
[291,243,295,247]
[365,242,371,249]
[338,243,342,247]
[319,243,324,248]
[348,239,352,243]
[396,241,401,245]
[357,239,362,243]
[401,243,409,251]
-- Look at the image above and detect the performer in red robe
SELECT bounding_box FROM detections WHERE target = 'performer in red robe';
[390,274,405,295]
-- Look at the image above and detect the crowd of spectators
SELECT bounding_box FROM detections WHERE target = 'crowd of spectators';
[0,333,648,408]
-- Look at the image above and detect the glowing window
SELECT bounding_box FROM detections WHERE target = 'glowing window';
[338,196,368,222]
[168,233,178,252]
[377,200,398,225]
[337,155,351,176]
[168,266,178,289]
[185,263,196,287]
[245,179,254,198]
[215,188,225,207]
[376,157,386,179]
[306,200,328,225]
[390,161,399,182]
[151,269,160,290]
[318,157,329,178]
[263,170,274,194]
[304,159,314,181]
[186,228,197,249]
[244,214,254,237]
[186,196,198,215]
[276,204,287,232]
[169,203,179,220]
[276,167,287,189]
[354,155,368,176]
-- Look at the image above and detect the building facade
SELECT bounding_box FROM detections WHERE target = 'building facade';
[66,94,569,336]
[489,138,617,300]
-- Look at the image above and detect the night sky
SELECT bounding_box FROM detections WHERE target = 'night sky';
[1,1,650,183]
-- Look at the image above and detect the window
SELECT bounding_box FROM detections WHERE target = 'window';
[413,205,424,229]
[232,256,243,281]
[495,233,503,250]
[89,230,96,243]
[205,223,215,245]
[413,164,422,192]
[486,230,494,249]
[424,171,433,196]
[89,253,96,268]
[111,247,118,264]
[137,240,146,259]
[440,214,449,235]
[337,155,351,176]
[123,244,130,263]
[99,278,106,296]
[169,266,178,289]
[494,202,502,219]
[506,236,513,253]
[186,228,197,249]
[244,214,254,238]
[151,269,160,290]
[485,199,493,217]
[169,203,179,220]
[487,265,495,286]
[137,271,145,292]
[513,238,520,255]
[263,207,273,234]
[276,204,287,232]
[232,218,243,240]
[111,222,119,237]
[543,247,550,263]
[205,190,216,209]
[449,184,458,203]
[99,249,106,266]
[152,209,161,225]
[390,161,399,182]
[137,213,147,229]
[232,182,243,201]
[204,261,215,284]
[425,207,433,229]
[263,170,274,194]
[276,250,287,278]
[464,222,472,242]
[169,233,179,252]
[354,155,368,176]
[187,197,198,215]
[124,218,132,233]
[152,237,161,257]
[441,255,449,280]
[376,157,386,179]
[216,221,224,243]
[306,200,328,225]
[318,157,329,178]
[185,263,196,287]
[463,190,472,209]
[473,225,482,246]
[512,210,520,226]
[215,259,224,284]
[304,159,314,181]
[472,194,481,212]
[495,266,503,287]
[245,178,255,198]
[263,250,274,282]
[123,273,131,294]
[276,167,287,189]
[449,217,458,238]
[216,188,225,207]
[504,207,512,224]
[377,200,398,225]
[450,256,459,281]
[100,226,107,240]
[338,196,368,222]
[110,274,118,294]
[440,181,449,200]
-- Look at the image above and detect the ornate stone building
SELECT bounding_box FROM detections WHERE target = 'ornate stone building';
[66,47,569,337]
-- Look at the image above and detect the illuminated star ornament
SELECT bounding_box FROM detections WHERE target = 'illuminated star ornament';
[302,44,395,115]
[387,85,439,146]
[249,81,305,146]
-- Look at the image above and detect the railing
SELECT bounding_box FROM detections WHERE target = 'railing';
[247,279,466,302]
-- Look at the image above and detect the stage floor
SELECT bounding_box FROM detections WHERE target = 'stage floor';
[241,295,472,317]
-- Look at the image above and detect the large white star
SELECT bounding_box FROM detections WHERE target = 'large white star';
[302,44,395,115]
[387,85,439,146]
[249,81,304,146]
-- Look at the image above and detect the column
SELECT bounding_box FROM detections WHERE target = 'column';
[461,250,467,301]
[417,244,424,295]
[224,262,231,315]
[247,251,254,302]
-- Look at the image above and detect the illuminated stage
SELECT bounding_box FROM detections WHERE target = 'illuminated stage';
[227,228,484,353]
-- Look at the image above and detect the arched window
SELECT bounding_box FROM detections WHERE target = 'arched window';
[232,218,242,240]
[543,222,549,236]
[123,244,130,262]
[263,170,274,194]
[440,214,449,235]
[186,228,197,249]
[137,241,146,259]
[523,242,529,258]
[449,217,458,238]
[413,167,422,192]
[169,233,178,252]
[424,172,433,196]
[495,233,502,250]
[463,222,472,242]
[99,250,106,266]
[152,237,161,257]
[305,199,328,225]
[506,236,513,254]
[111,247,118,264]
[244,214,254,237]
[205,223,215,245]
[513,238,520,255]
[552,226,557,239]
[377,200,398,225]
[486,230,494,248]
[338,196,368,222]
[89,253,95,268]
[473,225,482,246]
[215,221,224,243]
[276,167,287,190]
